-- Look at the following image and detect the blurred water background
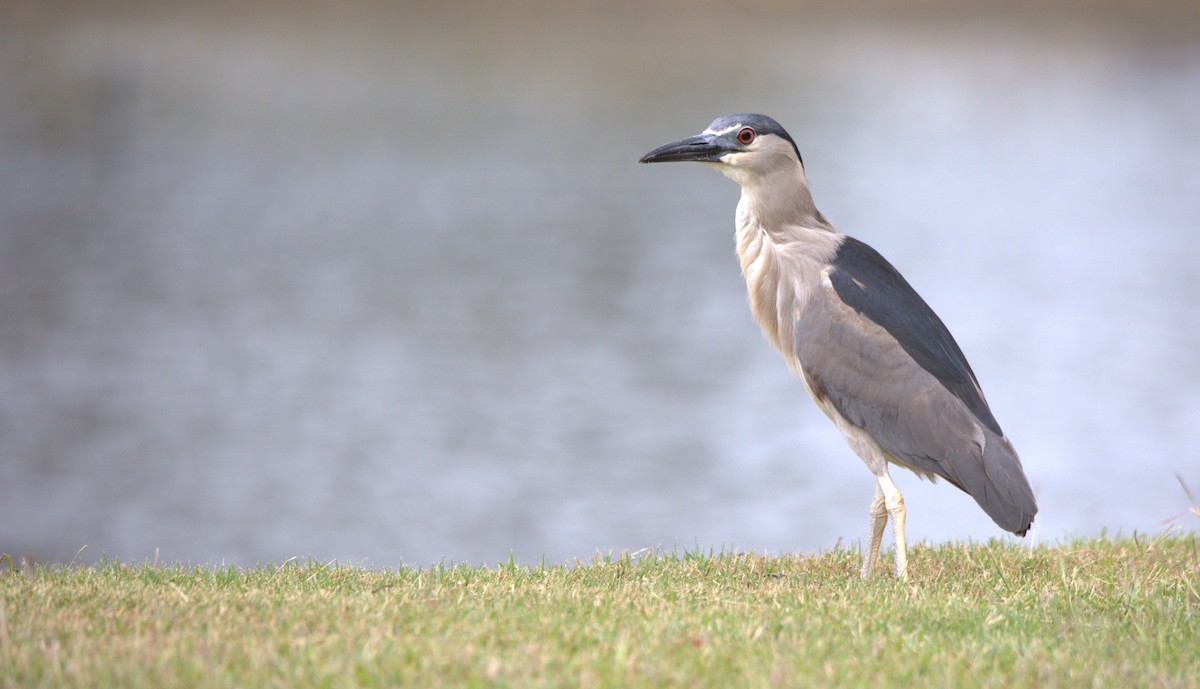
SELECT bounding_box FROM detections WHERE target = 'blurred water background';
[2,0,1198,567]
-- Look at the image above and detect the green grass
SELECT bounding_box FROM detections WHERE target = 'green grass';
[2,535,1198,688]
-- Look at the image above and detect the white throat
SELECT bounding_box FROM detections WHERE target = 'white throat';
[733,184,841,374]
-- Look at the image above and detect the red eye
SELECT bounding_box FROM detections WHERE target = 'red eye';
[737,127,756,145]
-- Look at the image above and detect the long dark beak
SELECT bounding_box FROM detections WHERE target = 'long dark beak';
[638,133,731,164]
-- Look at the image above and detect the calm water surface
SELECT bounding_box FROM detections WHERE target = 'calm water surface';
[1,2,1198,566]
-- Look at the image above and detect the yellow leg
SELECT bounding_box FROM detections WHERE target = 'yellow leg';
[860,474,908,579]
[878,473,908,580]
[860,484,887,578]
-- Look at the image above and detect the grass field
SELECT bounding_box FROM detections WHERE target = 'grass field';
[2,534,1198,688]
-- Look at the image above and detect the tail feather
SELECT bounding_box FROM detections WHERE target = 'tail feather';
[973,432,1037,535]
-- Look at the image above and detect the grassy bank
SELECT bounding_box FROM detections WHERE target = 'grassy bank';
[2,535,1197,688]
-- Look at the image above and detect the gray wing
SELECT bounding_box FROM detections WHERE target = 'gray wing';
[795,237,1037,535]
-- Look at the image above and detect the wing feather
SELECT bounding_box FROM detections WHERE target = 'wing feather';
[795,237,1037,534]
[828,237,1002,435]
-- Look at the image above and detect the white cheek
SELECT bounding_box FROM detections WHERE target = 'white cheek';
[716,153,753,184]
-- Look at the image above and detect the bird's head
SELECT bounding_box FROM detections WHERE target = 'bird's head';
[638,113,804,186]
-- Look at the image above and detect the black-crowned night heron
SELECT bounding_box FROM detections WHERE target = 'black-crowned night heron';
[639,114,1037,579]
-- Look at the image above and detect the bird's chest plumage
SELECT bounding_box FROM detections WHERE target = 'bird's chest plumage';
[733,204,840,376]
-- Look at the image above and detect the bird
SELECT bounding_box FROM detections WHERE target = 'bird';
[638,114,1037,579]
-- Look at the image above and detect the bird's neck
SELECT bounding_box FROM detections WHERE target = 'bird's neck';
[731,164,832,236]
[733,172,841,372]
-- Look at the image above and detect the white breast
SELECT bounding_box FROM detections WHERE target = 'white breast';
[733,193,841,377]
